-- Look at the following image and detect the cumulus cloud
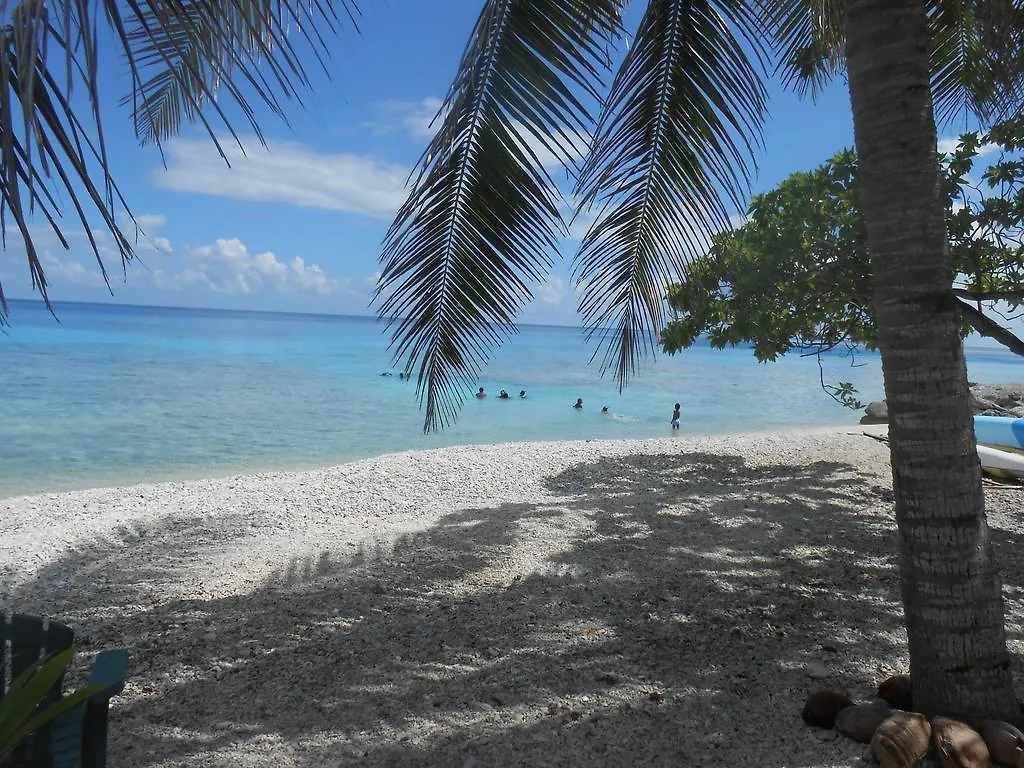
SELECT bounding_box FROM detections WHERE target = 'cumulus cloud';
[147,237,348,296]
[41,252,111,288]
[134,213,167,230]
[535,274,566,306]
[122,212,173,253]
[34,226,376,307]
[369,97,445,139]
[154,138,410,219]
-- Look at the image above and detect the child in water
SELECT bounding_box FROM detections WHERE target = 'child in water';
[671,403,681,429]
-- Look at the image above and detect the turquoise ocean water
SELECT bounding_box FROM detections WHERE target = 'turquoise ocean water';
[2,299,1021,498]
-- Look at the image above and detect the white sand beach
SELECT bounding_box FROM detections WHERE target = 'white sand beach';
[2,427,1022,767]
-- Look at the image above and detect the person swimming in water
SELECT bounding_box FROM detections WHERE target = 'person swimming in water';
[476,387,487,399]
[519,390,527,399]
[499,389,510,399]
[573,398,583,409]
[601,406,609,415]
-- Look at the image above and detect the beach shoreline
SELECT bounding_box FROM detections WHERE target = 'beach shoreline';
[3,427,1021,767]
[0,423,871,503]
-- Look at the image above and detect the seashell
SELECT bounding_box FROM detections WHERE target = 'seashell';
[977,719,1024,767]
[932,717,989,768]
[877,674,913,711]
[835,702,893,743]
[872,711,931,768]
[802,690,855,728]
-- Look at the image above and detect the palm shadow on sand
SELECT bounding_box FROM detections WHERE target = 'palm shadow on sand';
[5,450,1022,767]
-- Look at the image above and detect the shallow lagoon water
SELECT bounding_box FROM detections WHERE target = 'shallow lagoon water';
[2,299,1019,497]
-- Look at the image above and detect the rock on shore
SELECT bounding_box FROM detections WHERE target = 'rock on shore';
[861,382,1024,424]
[971,383,1024,416]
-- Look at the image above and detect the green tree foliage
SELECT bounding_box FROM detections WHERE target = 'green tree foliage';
[661,117,1024,368]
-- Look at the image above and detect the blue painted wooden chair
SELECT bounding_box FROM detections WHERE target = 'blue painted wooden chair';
[1,613,128,768]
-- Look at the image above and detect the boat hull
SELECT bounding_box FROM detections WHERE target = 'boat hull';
[974,415,1024,451]
[977,443,1024,479]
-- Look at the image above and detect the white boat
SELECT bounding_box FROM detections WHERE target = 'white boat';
[977,444,1024,480]
[974,415,1024,451]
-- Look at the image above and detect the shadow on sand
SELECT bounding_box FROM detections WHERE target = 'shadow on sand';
[5,450,1023,767]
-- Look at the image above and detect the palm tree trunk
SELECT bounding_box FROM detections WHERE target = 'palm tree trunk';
[844,0,1017,720]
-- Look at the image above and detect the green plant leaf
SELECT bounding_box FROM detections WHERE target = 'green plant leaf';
[573,0,767,389]
[377,0,621,432]
[0,648,101,764]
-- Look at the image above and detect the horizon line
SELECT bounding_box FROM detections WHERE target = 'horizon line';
[5,296,589,333]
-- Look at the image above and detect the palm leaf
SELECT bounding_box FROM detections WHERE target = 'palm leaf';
[115,0,358,150]
[573,0,767,389]
[929,0,1024,125]
[754,0,844,99]
[377,0,622,432]
[765,0,1024,127]
[0,0,353,323]
[0,4,133,323]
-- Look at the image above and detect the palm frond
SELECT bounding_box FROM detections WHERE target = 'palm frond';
[572,0,767,389]
[754,0,844,99]
[377,0,622,432]
[115,0,358,149]
[0,1,134,322]
[929,0,1024,126]
[0,0,352,323]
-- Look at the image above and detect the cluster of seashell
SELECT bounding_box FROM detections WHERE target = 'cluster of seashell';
[801,674,1024,767]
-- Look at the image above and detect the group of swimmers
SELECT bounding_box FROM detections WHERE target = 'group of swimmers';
[476,391,681,427]
[475,387,526,400]
[579,398,682,427]
[387,375,681,427]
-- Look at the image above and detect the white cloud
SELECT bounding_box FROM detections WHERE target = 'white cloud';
[34,227,375,306]
[154,137,410,219]
[41,252,111,288]
[161,237,349,296]
[369,97,445,139]
[135,213,167,230]
[535,274,565,306]
[122,212,173,253]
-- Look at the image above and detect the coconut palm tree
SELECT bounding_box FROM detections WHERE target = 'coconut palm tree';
[376,1,1024,720]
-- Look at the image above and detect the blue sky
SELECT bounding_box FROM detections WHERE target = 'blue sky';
[0,1,982,327]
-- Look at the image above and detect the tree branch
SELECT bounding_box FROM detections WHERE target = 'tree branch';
[957,297,1024,356]
[952,287,1024,303]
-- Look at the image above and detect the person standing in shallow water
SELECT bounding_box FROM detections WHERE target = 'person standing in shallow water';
[671,403,681,429]
[476,387,486,399]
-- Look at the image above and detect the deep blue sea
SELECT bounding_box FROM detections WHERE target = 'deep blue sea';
[2,299,1021,498]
